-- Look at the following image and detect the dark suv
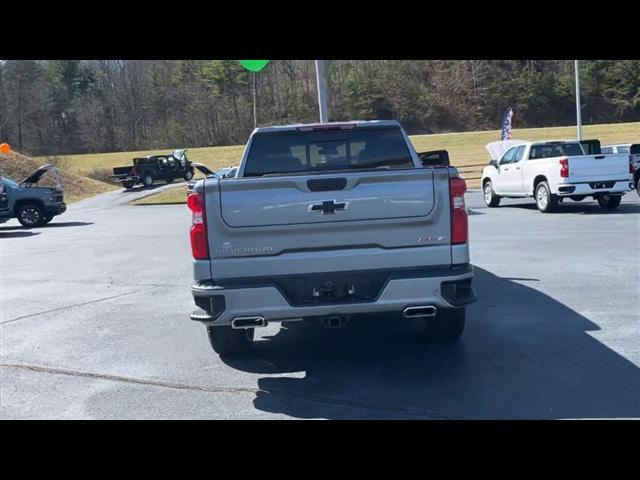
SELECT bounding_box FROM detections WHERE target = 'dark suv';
[0,165,66,227]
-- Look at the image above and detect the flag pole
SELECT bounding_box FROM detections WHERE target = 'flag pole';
[315,60,329,123]
[575,60,582,141]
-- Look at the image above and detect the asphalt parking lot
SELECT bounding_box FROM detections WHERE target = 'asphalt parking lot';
[1,187,639,419]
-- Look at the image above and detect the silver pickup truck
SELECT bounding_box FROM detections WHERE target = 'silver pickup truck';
[188,120,476,357]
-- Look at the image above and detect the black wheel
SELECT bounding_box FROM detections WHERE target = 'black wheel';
[596,194,622,210]
[483,181,501,207]
[122,180,134,189]
[569,195,586,202]
[164,174,175,184]
[206,326,254,357]
[142,172,154,188]
[535,181,558,213]
[17,204,45,228]
[184,170,194,181]
[424,308,466,343]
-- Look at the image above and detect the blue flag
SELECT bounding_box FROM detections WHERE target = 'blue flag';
[501,107,513,140]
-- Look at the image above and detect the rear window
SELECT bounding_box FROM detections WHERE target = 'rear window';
[617,146,630,154]
[243,127,414,177]
[135,158,158,165]
[529,143,584,159]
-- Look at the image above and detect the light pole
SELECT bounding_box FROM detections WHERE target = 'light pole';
[252,72,257,129]
[575,60,582,141]
[315,60,329,123]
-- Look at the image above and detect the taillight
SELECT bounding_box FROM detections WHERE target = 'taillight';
[187,192,209,260]
[559,158,569,178]
[297,123,356,132]
[449,177,468,245]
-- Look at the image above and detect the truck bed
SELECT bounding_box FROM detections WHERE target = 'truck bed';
[111,166,135,177]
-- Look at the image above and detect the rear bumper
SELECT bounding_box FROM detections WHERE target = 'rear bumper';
[191,264,476,325]
[555,179,633,196]
[45,203,66,215]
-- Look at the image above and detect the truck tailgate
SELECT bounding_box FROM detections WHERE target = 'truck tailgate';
[568,154,630,180]
[219,169,435,227]
[204,168,453,278]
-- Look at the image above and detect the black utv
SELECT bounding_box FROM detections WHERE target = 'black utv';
[109,149,195,189]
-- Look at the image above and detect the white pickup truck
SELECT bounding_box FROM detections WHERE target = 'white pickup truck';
[482,140,634,212]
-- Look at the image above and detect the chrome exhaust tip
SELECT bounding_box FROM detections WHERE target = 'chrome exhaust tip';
[231,316,267,329]
[403,306,438,318]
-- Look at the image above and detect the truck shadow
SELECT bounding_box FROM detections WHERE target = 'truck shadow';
[0,231,41,238]
[42,221,94,228]
[0,222,93,231]
[222,267,640,419]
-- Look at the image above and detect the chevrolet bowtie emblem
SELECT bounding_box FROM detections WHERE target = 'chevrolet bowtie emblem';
[308,200,348,215]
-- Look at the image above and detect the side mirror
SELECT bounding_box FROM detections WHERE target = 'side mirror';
[490,159,499,168]
[419,150,450,167]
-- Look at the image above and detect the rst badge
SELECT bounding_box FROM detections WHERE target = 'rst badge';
[418,235,446,244]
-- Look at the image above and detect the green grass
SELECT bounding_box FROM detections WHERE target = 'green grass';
[39,121,639,202]
[39,145,244,178]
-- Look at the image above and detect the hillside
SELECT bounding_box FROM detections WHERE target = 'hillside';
[0,151,115,203]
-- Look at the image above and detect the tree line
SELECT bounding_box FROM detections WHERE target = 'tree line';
[0,60,638,156]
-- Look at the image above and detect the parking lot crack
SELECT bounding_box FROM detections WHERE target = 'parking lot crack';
[0,363,260,395]
[1,287,160,325]
[0,363,454,419]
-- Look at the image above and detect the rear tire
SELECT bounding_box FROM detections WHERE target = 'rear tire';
[596,194,622,210]
[184,170,194,181]
[483,181,501,207]
[17,204,45,228]
[206,326,254,357]
[425,308,466,343]
[535,181,558,213]
[164,174,174,184]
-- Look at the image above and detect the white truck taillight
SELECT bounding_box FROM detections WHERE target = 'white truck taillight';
[449,177,468,245]
[187,192,209,260]
[559,158,569,178]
